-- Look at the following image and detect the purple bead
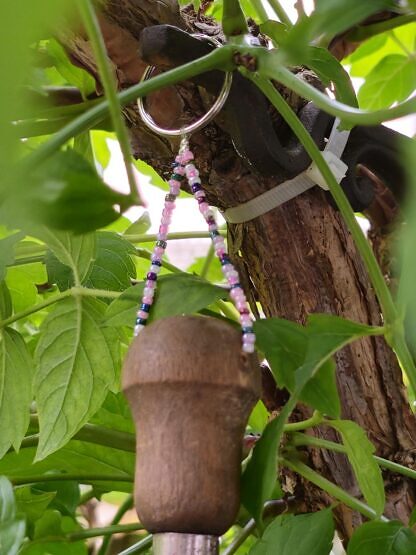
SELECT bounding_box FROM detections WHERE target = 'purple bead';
[191,183,202,193]
[147,272,157,281]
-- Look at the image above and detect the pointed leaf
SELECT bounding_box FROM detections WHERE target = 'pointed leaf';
[34,297,119,459]
[124,212,151,235]
[347,520,416,555]
[0,329,33,457]
[105,274,227,327]
[36,227,96,286]
[85,232,136,292]
[0,232,24,281]
[328,420,385,516]
[0,476,26,555]
[0,281,12,319]
[249,509,334,555]
[255,318,340,418]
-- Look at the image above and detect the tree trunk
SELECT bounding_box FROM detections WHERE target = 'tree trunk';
[66,1,416,540]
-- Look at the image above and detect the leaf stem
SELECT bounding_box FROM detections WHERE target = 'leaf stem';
[281,457,387,521]
[24,46,234,168]
[345,13,416,42]
[283,411,323,432]
[98,494,134,555]
[10,473,133,485]
[124,231,226,243]
[75,0,141,205]
[249,0,269,23]
[267,0,293,26]
[289,432,416,481]
[249,76,416,395]
[0,287,122,328]
[68,522,143,542]
[252,53,416,124]
[222,519,256,555]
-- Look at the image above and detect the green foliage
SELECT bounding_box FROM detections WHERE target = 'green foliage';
[0,476,26,555]
[34,297,120,459]
[347,521,416,555]
[249,509,334,555]
[0,329,33,457]
[1,0,416,552]
[327,420,385,516]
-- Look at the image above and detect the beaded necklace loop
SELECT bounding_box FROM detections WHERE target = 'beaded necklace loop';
[134,136,256,353]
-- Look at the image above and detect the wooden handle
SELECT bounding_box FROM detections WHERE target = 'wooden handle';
[123,315,260,536]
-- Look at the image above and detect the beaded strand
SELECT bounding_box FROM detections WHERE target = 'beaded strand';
[134,137,256,354]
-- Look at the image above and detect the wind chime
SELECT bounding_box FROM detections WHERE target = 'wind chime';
[122,34,261,555]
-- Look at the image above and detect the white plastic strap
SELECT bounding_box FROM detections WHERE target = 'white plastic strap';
[222,119,350,224]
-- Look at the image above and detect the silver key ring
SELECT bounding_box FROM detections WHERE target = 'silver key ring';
[137,34,233,137]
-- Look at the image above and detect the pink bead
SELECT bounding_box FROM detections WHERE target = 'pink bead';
[195,190,205,199]
[138,310,149,320]
[161,216,171,225]
[228,275,239,285]
[216,248,226,257]
[199,202,209,213]
[208,224,217,231]
[157,233,167,241]
[142,295,153,304]
[213,236,224,245]
[181,150,194,163]
[153,246,164,256]
[175,165,186,175]
[243,343,255,354]
[143,287,155,297]
[204,209,214,220]
[236,300,247,311]
[241,316,252,327]
[189,176,201,185]
[169,179,181,187]
[230,288,243,300]
[159,224,168,235]
[243,333,256,344]
[145,280,156,289]
[225,269,239,279]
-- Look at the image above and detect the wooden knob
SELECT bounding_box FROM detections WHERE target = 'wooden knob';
[123,315,260,536]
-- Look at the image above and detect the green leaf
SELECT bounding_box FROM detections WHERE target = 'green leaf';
[347,520,416,555]
[249,509,334,555]
[282,0,394,62]
[0,281,12,319]
[0,329,33,457]
[248,400,269,434]
[105,274,227,327]
[0,476,26,555]
[328,420,385,516]
[306,47,357,106]
[46,39,95,98]
[91,130,113,169]
[296,314,383,389]
[90,391,134,434]
[19,150,128,233]
[241,403,290,527]
[0,441,133,493]
[0,232,24,281]
[254,318,340,418]
[33,481,80,517]
[358,54,416,110]
[85,232,137,292]
[133,159,169,191]
[260,20,288,45]
[34,297,120,459]
[124,212,151,235]
[15,487,55,532]
[6,263,46,313]
[20,509,87,555]
[39,228,96,287]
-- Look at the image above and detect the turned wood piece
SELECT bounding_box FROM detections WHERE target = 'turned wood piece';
[123,315,261,536]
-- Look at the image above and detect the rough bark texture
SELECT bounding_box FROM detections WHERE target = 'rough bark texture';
[66,1,416,541]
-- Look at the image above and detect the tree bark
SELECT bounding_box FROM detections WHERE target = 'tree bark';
[66,1,416,540]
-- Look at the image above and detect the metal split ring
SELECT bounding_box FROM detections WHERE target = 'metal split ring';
[137,34,233,137]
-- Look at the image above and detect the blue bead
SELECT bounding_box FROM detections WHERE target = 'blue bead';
[151,259,162,267]
[171,173,184,181]
[230,283,241,290]
[221,255,231,265]
[140,303,151,312]
[242,327,254,334]
[136,317,147,326]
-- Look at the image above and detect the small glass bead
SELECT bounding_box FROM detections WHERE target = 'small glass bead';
[140,303,151,312]
[156,240,167,249]
[242,326,254,334]
[151,259,162,267]
[136,317,147,326]
[150,264,161,274]
[243,333,256,344]
[147,272,157,281]
[191,183,202,193]
[134,324,145,335]
[143,287,155,297]
[243,343,255,354]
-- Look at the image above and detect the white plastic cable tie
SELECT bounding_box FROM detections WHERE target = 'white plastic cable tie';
[222,119,351,224]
